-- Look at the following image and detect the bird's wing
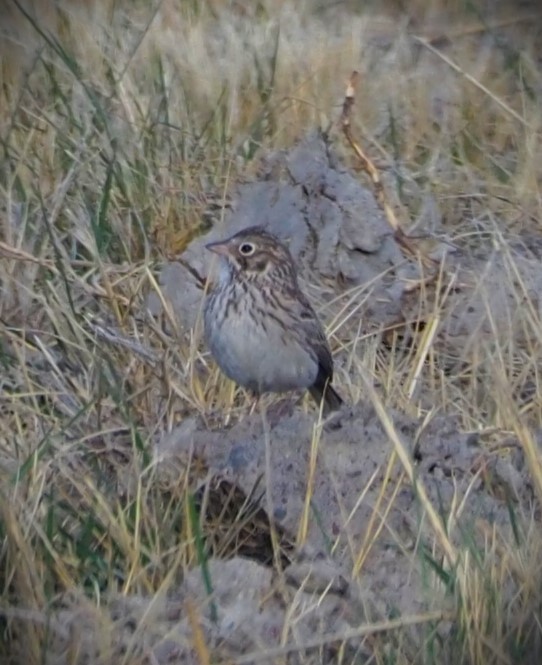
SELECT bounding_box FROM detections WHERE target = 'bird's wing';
[282,288,334,381]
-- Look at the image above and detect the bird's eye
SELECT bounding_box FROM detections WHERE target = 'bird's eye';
[239,242,255,256]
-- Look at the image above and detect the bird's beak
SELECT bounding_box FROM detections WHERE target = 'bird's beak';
[205,240,230,257]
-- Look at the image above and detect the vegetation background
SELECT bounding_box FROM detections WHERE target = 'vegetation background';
[1,0,542,663]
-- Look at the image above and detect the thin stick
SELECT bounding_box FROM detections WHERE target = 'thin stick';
[339,71,437,268]
[339,72,400,233]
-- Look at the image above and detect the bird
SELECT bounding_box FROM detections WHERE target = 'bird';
[203,225,343,415]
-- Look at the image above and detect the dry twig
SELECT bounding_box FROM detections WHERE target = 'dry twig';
[339,70,438,270]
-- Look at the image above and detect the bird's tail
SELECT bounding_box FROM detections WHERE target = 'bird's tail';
[309,380,343,415]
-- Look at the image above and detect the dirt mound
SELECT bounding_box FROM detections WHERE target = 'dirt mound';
[140,131,542,661]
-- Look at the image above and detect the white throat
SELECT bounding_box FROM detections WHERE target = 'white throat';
[216,258,234,286]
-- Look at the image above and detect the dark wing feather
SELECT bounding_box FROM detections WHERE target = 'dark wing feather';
[287,288,343,414]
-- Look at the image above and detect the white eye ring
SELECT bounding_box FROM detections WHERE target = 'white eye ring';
[239,242,255,256]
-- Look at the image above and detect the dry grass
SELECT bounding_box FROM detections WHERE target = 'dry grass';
[1,0,542,663]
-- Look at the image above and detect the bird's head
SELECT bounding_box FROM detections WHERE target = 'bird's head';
[205,226,295,285]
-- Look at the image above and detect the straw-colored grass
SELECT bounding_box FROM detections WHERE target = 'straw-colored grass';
[1,0,542,663]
